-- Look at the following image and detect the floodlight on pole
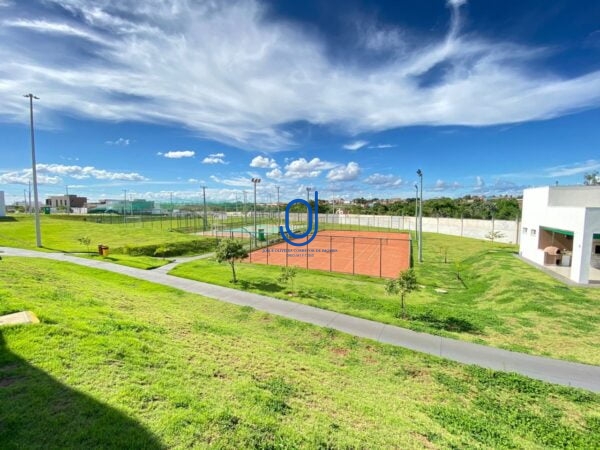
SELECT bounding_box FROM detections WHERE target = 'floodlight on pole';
[251,178,261,244]
[414,183,418,246]
[417,169,423,263]
[24,94,42,247]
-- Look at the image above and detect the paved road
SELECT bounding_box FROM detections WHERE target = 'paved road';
[3,246,600,392]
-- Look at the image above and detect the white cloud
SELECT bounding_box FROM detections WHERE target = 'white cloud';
[368,144,395,149]
[1,1,598,150]
[250,155,278,168]
[544,160,600,177]
[433,179,462,191]
[105,137,130,146]
[202,153,227,164]
[284,158,337,179]
[163,150,195,159]
[474,176,485,190]
[0,163,147,185]
[209,175,251,187]
[343,140,369,151]
[266,167,283,180]
[364,173,403,187]
[326,162,361,182]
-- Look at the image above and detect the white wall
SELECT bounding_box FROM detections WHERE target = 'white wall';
[549,186,600,207]
[0,191,5,217]
[283,212,520,244]
[519,187,600,283]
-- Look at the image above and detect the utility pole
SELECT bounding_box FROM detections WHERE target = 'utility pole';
[23,189,27,213]
[417,169,423,263]
[123,189,127,223]
[66,185,70,215]
[243,191,248,226]
[170,192,173,230]
[202,186,207,231]
[251,178,261,244]
[24,93,42,247]
[414,183,419,252]
[276,186,280,227]
[28,181,32,214]
[235,192,239,214]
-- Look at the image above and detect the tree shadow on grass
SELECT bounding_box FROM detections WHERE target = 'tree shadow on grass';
[238,279,282,293]
[0,330,162,449]
[413,312,482,334]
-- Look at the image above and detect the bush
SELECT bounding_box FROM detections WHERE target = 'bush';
[113,239,218,257]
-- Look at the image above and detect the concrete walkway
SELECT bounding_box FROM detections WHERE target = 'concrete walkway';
[2,246,600,393]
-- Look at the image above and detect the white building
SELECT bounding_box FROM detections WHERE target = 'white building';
[0,191,5,217]
[519,185,600,284]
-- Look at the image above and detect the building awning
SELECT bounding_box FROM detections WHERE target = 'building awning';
[541,226,574,237]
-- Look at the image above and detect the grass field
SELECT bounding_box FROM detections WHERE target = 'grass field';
[0,257,598,448]
[0,215,204,252]
[171,232,600,365]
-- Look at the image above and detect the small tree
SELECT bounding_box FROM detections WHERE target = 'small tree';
[215,239,249,284]
[78,236,91,253]
[485,230,505,244]
[385,269,418,319]
[584,171,599,185]
[154,246,168,260]
[278,266,297,294]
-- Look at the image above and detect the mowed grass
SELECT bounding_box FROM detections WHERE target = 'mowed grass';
[171,232,600,365]
[0,215,201,252]
[76,253,174,270]
[0,257,599,448]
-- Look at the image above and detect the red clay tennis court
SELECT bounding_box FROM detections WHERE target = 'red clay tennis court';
[247,230,411,278]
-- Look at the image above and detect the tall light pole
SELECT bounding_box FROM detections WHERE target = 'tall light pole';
[251,178,261,243]
[417,169,423,263]
[242,190,248,225]
[276,186,280,227]
[414,183,419,247]
[65,185,70,215]
[123,189,127,223]
[24,94,42,247]
[202,186,207,231]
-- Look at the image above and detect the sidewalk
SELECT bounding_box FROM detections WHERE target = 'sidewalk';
[2,246,600,392]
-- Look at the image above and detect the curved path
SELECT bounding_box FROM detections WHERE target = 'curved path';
[2,246,600,393]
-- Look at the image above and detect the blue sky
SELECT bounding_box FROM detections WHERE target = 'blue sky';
[1,0,600,205]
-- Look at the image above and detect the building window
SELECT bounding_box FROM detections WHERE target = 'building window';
[522,227,528,234]
[531,229,536,236]
[595,245,600,255]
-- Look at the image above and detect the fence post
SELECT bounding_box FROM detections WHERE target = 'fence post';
[379,238,382,278]
[352,237,355,275]
[286,241,289,267]
[329,235,332,272]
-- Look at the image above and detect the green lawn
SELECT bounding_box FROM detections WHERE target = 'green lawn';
[75,253,174,270]
[0,257,598,448]
[171,233,600,365]
[0,215,204,252]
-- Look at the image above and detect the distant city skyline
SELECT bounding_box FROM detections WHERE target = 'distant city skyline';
[1,0,599,204]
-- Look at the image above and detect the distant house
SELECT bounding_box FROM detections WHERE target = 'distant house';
[519,186,600,284]
[46,195,87,210]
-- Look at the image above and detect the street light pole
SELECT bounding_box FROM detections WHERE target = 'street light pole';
[276,186,280,227]
[123,189,127,224]
[251,178,261,244]
[414,183,419,249]
[417,169,423,263]
[202,186,207,231]
[24,94,42,247]
[66,185,70,215]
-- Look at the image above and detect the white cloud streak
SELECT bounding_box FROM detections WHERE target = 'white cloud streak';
[343,140,369,151]
[1,0,600,150]
[0,163,148,185]
[163,150,195,159]
[202,153,227,164]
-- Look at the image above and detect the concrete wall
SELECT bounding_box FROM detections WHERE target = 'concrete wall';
[548,185,600,207]
[283,212,520,244]
[0,191,5,217]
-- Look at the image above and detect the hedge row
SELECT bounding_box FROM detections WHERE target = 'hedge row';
[113,238,219,257]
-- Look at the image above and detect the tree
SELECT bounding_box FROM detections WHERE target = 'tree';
[77,236,91,253]
[385,269,418,319]
[485,230,505,243]
[278,266,297,294]
[215,239,249,283]
[584,171,599,185]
